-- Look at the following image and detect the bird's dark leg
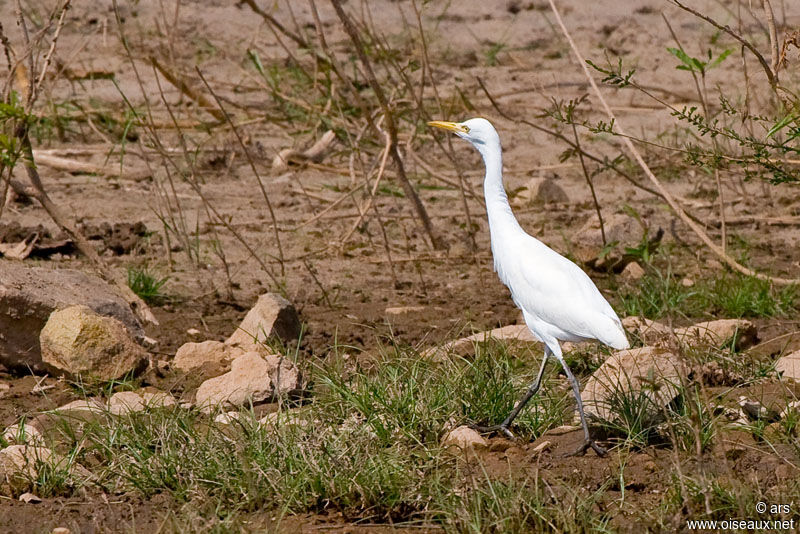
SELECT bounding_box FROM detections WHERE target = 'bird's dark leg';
[472,348,550,439]
[558,359,607,457]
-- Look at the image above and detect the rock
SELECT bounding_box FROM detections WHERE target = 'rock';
[441,426,488,453]
[738,397,780,422]
[173,340,245,375]
[620,261,645,281]
[186,328,201,337]
[52,398,106,417]
[39,306,148,381]
[0,382,9,399]
[36,399,108,431]
[748,332,800,359]
[0,263,143,373]
[581,346,686,423]
[214,411,240,425]
[681,277,695,287]
[195,351,299,411]
[572,213,661,271]
[19,492,41,503]
[0,445,90,496]
[518,176,568,205]
[621,316,672,345]
[52,528,71,534]
[425,324,538,359]
[675,319,757,350]
[0,445,53,495]
[140,336,158,349]
[107,389,176,415]
[775,350,800,381]
[2,421,44,446]
[265,353,300,397]
[225,293,301,350]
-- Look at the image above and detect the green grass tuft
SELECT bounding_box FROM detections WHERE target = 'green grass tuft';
[127,266,169,304]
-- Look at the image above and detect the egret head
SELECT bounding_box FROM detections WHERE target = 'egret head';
[428,118,500,153]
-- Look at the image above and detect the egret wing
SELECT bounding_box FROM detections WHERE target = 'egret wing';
[497,235,625,346]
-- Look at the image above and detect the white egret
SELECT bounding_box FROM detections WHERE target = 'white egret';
[429,118,629,456]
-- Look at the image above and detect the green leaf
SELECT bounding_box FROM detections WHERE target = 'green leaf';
[767,113,796,139]
[667,47,698,71]
[708,48,733,70]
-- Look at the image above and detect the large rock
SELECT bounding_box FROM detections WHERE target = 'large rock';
[225,293,301,350]
[581,346,686,423]
[0,445,53,495]
[173,340,245,375]
[621,316,672,345]
[195,351,300,411]
[107,389,176,415]
[39,306,148,380]
[0,263,143,373]
[0,445,90,496]
[675,319,757,350]
[776,350,800,381]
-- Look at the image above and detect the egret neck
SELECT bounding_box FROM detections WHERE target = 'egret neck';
[475,136,524,254]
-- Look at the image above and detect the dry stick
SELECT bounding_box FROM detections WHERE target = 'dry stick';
[663,15,727,255]
[294,182,366,230]
[8,1,157,325]
[406,143,485,205]
[410,0,478,255]
[762,0,780,75]
[476,77,699,222]
[671,0,777,89]
[33,0,70,96]
[330,0,445,251]
[548,0,800,286]
[341,129,392,244]
[151,65,284,287]
[150,57,225,122]
[195,67,286,277]
[570,122,606,245]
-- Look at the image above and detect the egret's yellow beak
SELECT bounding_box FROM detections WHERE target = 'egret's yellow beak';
[427,121,469,135]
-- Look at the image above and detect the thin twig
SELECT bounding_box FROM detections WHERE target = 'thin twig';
[663,15,727,254]
[330,0,445,250]
[570,122,606,245]
[195,67,286,277]
[671,0,777,88]
[548,0,800,286]
[762,0,780,75]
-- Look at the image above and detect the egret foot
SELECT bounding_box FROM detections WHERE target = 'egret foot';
[470,423,515,440]
[564,439,607,457]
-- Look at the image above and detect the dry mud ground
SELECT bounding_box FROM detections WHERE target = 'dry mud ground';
[1,0,800,532]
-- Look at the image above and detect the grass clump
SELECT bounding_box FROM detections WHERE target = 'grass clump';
[28,341,584,528]
[618,267,797,320]
[126,265,169,304]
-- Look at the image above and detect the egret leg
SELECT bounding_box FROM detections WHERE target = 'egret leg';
[473,348,550,439]
[558,359,607,457]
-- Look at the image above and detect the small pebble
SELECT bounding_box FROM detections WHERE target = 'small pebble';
[19,492,41,504]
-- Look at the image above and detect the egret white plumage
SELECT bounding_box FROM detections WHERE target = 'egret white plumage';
[429,118,629,456]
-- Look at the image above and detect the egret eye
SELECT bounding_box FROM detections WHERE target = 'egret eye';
[462,125,470,133]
